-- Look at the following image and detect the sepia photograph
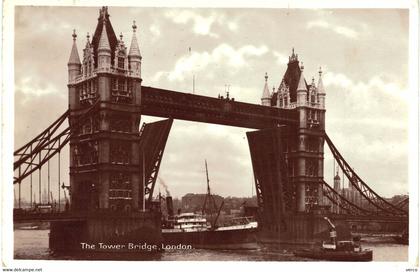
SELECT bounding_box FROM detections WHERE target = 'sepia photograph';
[1,1,419,271]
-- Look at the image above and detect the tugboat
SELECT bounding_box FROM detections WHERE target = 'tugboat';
[294,217,373,261]
[161,160,259,249]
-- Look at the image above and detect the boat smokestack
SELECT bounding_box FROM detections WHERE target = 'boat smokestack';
[166,196,174,217]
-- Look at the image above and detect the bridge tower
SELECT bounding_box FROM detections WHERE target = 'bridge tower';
[272,50,326,213]
[250,49,332,242]
[49,7,169,252]
[67,7,143,212]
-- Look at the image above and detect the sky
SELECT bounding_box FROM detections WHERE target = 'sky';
[13,6,409,200]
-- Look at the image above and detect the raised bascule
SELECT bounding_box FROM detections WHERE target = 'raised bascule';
[13,7,408,252]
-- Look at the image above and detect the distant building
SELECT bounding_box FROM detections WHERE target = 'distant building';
[332,170,341,213]
[181,193,223,213]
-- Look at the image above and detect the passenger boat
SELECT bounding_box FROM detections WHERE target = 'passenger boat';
[161,160,259,249]
[162,213,258,249]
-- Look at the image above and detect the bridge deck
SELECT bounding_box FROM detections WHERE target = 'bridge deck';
[141,86,299,129]
[13,210,157,223]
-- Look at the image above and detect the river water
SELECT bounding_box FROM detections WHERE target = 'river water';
[14,229,408,261]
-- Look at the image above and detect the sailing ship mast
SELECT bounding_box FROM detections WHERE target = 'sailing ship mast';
[201,160,223,228]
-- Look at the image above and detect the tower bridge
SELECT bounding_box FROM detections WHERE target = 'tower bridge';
[13,7,408,249]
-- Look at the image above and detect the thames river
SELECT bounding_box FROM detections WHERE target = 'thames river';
[14,229,408,261]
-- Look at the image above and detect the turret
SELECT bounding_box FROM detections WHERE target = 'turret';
[82,33,95,77]
[296,63,307,106]
[317,67,326,109]
[97,20,111,71]
[261,72,271,106]
[128,20,142,78]
[333,168,341,192]
[67,30,81,83]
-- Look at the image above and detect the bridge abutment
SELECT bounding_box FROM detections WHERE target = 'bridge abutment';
[49,212,162,253]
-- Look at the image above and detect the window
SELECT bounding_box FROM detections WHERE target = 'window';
[118,57,124,69]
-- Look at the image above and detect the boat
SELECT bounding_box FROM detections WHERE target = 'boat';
[161,160,259,250]
[294,240,373,261]
[162,213,258,249]
[294,217,373,261]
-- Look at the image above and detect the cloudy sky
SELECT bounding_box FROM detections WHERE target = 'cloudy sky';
[13,6,409,200]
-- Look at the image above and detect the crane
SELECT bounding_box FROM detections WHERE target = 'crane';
[323,217,337,247]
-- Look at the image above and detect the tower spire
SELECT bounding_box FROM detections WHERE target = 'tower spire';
[317,67,325,94]
[289,47,298,62]
[68,29,81,65]
[296,63,307,106]
[128,20,141,57]
[297,63,307,92]
[98,20,111,53]
[317,67,326,108]
[128,20,142,78]
[261,72,271,106]
[68,30,81,84]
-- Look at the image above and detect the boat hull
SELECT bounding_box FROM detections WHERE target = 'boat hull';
[294,249,373,261]
[162,227,258,250]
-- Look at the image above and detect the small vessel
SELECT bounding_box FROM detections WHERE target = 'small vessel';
[161,160,259,249]
[294,240,373,261]
[294,217,373,261]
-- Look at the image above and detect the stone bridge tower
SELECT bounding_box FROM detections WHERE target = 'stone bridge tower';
[253,49,326,219]
[250,49,327,241]
[268,50,326,213]
[67,7,143,212]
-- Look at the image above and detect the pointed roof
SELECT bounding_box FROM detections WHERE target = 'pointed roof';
[318,67,325,94]
[297,63,307,92]
[279,48,310,102]
[91,7,118,67]
[262,72,271,99]
[128,20,141,58]
[98,20,111,52]
[68,30,81,65]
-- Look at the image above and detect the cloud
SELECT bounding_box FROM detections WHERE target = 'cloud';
[15,76,63,104]
[273,51,288,65]
[165,10,220,38]
[164,10,239,38]
[153,43,269,82]
[149,24,161,39]
[324,71,409,105]
[307,20,359,39]
[227,21,238,31]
